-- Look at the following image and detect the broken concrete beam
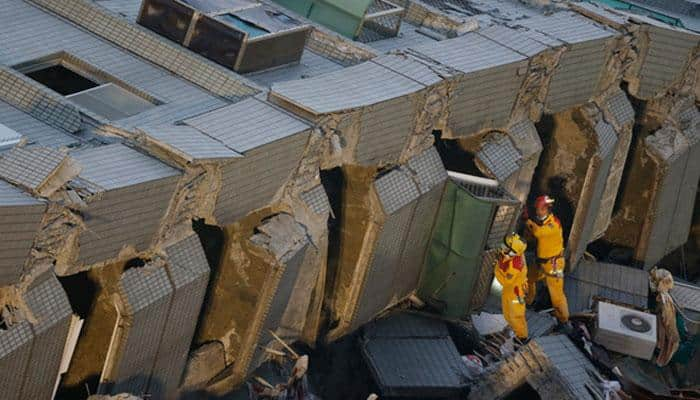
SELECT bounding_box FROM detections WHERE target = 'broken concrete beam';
[0,272,72,400]
[181,341,226,389]
[329,147,447,339]
[608,101,700,268]
[59,262,122,398]
[194,210,323,388]
[565,260,648,314]
[0,179,46,286]
[532,105,619,266]
[591,90,636,240]
[640,125,700,267]
[66,144,181,271]
[468,335,587,400]
[568,118,619,265]
[475,132,522,184]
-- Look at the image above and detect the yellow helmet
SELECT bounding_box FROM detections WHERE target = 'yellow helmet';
[503,233,527,256]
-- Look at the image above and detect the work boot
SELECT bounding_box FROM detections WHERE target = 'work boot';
[558,320,574,336]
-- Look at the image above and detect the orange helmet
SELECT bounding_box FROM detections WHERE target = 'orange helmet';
[534,195,555,209]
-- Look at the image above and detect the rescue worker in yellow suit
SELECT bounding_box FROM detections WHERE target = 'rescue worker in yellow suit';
[494,233,529,339]
[524,195,569,323]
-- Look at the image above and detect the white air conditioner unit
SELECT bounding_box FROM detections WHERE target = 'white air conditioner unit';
[595,301,657,360]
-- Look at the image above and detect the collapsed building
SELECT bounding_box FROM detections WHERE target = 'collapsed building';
[0,0,697,398]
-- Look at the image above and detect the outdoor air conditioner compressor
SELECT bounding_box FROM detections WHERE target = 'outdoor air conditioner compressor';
[594,301,657,360]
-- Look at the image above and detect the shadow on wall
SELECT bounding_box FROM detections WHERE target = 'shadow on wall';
[56,273,100,399]
[545,175,575,242]
[529,114,574,243]
[192,219,224,344]
[432,130,487,177]
[55,373,99,400]
[321,166,344,331]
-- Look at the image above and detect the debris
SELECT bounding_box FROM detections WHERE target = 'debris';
[87,394,142,400]
[650,268,680,366]
[182,341,227,389]
[471,312,508,336]
[269,329,301,360]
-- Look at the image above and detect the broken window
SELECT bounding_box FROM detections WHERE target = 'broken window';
[15,54,157,121]
[25,64,99,96]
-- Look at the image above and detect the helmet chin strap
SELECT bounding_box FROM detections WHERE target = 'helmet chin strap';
[536,213,549,222]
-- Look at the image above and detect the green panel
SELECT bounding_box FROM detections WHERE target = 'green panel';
[418,181,495,318]
[307,3,360,38]
[274,0,374,39]
[318,0,373,19]
[271,0,313,16]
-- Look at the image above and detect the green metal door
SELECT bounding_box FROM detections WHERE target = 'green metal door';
[418,180,496,319]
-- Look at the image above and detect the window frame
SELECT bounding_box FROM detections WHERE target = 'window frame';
[13,52,163,120]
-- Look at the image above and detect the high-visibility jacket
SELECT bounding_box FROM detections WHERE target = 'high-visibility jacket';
[495,254,528,293]
[525,213,564,259]
[525,214,569,322]
[494,254,528,339]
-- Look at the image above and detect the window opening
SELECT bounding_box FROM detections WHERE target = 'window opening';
[15,54,157,121]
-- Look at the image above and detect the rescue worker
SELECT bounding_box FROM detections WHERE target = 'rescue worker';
[524,195,569,323]
[494,233,529,340]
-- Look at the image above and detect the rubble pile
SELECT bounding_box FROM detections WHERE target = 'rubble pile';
[0,0,697,399]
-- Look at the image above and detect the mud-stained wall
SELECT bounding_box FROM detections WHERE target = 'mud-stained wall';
[194,205,327,389]
[531,104,621,266]
[534,109,599,238]
[605,107,664,252]
[59,261,124,398]
[605,96,700,268]
[328,165,379,334]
